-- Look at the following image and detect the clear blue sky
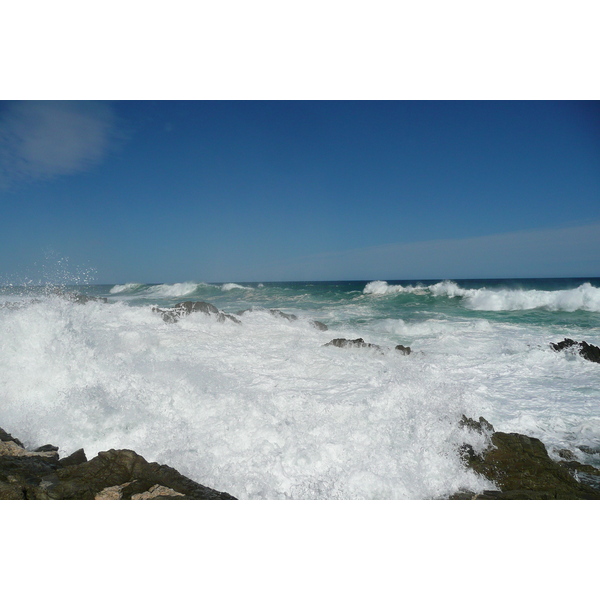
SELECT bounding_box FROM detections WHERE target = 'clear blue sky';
[1,100,599,283]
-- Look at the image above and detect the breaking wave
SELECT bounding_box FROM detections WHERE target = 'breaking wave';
[363,280,600,312]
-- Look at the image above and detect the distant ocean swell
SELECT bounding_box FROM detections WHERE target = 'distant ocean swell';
[363,280,600,312]
[1,278,599,499]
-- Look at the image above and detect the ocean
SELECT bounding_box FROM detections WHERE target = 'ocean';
[1,277,599,499]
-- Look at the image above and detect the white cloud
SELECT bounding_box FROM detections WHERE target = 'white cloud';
[260,222,600,280]
[0,101,119,186]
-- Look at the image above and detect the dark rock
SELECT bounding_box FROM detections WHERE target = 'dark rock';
[0,427,24,447]
[58,448,87,468]
[458,422,600,499]
[41,449,236,500]
[578,445,600,455]
[551,338,600,364]
[558,461,600,491]
[395,344,411,355]
[311,320,328,331]
[557,448,577,460]
[459,414,494,434]
[35,444,59,453]
[155,301,241,325]
[324,338,382,350]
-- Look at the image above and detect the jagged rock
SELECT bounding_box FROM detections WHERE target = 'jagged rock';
[38,448,236,500]
[456,420,600,499]
[551,338,600,363]
[395,344,411,355]
[324,338,382,350]
[311,320,328,331]
[58,448,87,467]
[1,425,236,500]
[155,301,241,324]
[459,414,494,434]
[0,427,24,447]
[557,448,577,460]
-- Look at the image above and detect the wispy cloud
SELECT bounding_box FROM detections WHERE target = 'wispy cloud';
[0,101,120,187]
[259,222,600,281]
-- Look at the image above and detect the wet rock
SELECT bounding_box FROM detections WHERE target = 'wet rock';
[551,338,600,363]
[324,338,382,350]
[1,425,236,500]
[155,301,241,324]
[557,448,577,460]
[0,427,24,447]
[394,344,411,355]
[459,414,494,434]
[40,448,236,500]
[58,448,87,468]
[311,320,328,331]
[456,420,600,499]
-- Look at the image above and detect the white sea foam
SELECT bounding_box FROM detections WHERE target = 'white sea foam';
[464,283,600,312]
[221,283,252,291]
[1,290,598,499]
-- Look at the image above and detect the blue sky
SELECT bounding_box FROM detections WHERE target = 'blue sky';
[1,100,599,283]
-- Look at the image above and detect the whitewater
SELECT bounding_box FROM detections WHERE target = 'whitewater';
[1,278,599,499]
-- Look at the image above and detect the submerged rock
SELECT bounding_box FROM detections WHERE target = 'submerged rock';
[551,338,600,364]
[0,425,236,500]
[154,301,241,325]
[324,338,410,354]
[324,337,382,350]
[454,416,600,500]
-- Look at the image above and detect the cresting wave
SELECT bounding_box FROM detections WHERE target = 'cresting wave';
[363,280,600,312]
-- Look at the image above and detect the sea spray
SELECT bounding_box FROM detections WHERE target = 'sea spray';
[1,277,599,498]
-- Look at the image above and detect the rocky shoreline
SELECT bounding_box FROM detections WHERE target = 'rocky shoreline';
[2,414,599,499]
[0,425,236,500]
[2,295,599,500]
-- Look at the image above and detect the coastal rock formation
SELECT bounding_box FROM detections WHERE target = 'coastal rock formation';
[324,338,411,354]
[154,301,241,325]
[0,425,236,500]
[324,337,381,350]
[453,416,600,499]
[551,338,600,363]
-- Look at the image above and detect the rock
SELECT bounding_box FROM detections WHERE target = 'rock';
[551,338,600,363]
[155,301,241,325]
[456,420,600,499]
[39,448,236,500]
[395,344,411,355]
[1,425,236,500]
[458,414,494,434]
[131,484,185,500]
[324,338,382,350]
[0,427,24,447]
[311,320,328,331]
[557,448,577,460]
[58,448,87,468]
[35,444,59,453]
